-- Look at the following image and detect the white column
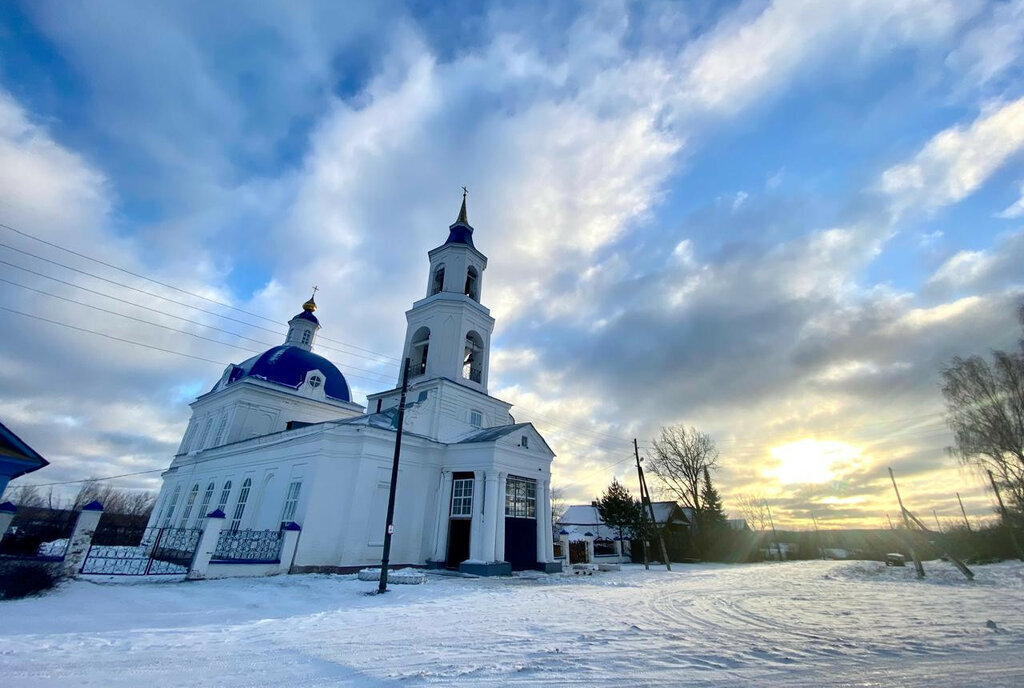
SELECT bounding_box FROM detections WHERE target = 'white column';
[535,480,547,565]
[64,501,104,577]
[0,502,16,544]
[559,532,571,564]
[584,532,595,563]
[432,470,453,562]
[482,471,499,563]
[494,472,507,562]
[543,479,554,561]
[615,538,623,563]
[469,471,485,561]
[277,522,301,574]
[187,510,227,580]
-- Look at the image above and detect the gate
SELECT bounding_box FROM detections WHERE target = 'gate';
[80,526,201,575]
[569,540,588,564]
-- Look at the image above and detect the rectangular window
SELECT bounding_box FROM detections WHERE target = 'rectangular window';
[505,476,537,519]
[520,435,529,449]
[450,478,474,517]
[280,480,302,527]
[470,410,482,427]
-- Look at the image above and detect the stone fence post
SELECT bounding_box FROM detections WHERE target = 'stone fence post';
[614,536,623,563]
[0,502,16,543]
[584,532,595,564]
[558,529,570,565]
[187,509,226,580]
[64,501,103,577]
[278,522,301,574]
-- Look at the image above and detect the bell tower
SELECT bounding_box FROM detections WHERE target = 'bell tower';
[400,192,494,392]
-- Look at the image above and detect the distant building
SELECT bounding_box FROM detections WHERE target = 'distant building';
[557,500,694,561]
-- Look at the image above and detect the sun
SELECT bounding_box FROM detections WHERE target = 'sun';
[766,439,862,485]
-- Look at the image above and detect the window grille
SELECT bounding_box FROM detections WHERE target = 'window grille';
[230,478,251,531]
[217,480,232,512]
[470,410,482,427]
[210,412,228,448]
[194,482,215,526]
[162,484,182,526]
[179,483,199,526]
[280,480,302,526]
[451,478,474,517]
[505,476,537,519]
[301,330,311,345]
[194,417,212,451]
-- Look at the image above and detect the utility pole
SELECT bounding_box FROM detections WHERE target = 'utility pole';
[886,513,895,530]
[888,467,925,579]
[765,501,783,562]
[988,469,1024,561]
[932,509,943,534]
[377,358,411,594]
[634,439,671,571]
[633,440,649,570]
[956,492,972,532]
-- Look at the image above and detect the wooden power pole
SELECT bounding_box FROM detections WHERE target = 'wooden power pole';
[377,358,411,593]
[956,492,972,533]
[888,467,925,579]
[634,439,671,571]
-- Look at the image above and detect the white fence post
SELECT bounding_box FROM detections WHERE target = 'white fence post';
[584,532,595,564]
[0,502,16,542]
[278,522,301,574]
[614,536,623,563]
[187,508,226,580]
[64,501,103,577]
[559,530,570,564]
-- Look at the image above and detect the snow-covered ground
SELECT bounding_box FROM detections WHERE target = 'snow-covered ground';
[2,560,1023,686]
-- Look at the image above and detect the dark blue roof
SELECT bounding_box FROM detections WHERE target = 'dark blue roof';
[225,346,351,401]
[293,309,319,325]
[445,221,475,247]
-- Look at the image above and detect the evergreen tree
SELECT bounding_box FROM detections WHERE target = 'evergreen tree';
[700,466,726,526]
[596,479,641,542]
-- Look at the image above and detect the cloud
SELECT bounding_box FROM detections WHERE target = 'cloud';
[997,182,1024,219]
[880,98,1024,218]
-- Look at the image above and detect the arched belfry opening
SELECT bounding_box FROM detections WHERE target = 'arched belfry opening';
[464,266,479,302]
[411,326,431,376]
[431,265,445,296]
[463,330,484,383]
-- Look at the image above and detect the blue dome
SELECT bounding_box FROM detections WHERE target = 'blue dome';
[445,221,475,247]
[225,346,351,402]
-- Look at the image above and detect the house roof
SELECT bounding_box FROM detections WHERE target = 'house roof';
[0,420,49,480]
[557,501,692,540]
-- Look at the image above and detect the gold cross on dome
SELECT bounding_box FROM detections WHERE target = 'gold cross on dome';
[311,285,319,296]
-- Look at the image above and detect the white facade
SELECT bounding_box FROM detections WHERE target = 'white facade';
[148,200,560,575]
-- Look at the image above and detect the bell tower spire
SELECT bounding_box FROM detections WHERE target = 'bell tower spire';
[400,193,494,391]
[284,289,321,351]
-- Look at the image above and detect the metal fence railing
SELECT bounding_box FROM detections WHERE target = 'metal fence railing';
[213,529,284,562]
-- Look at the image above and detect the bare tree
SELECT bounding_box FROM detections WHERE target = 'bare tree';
[550,486,568,526]
[647,425,720,514]
[1,483,46,508]
[70,480,156,517]
[942,306,1024,517]
[734,493,770,532]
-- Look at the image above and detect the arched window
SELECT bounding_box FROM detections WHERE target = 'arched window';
[162,484,182,527]
[301,329,312,345]
[463,331,484,383]
[410,326,430,376]
[179,483,200,526]
[194,416,212,451]
[195,482,215,527]
[431,265,445,295]
[230,478,252,531]
[210,412,228,448]
[217,480,232,512]
[464,266,479,301]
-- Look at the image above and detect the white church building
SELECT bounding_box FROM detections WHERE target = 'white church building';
[146,198,561,576]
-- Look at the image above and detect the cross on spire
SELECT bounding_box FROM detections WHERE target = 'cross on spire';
[311,285,319,296]
[457,187,469,225]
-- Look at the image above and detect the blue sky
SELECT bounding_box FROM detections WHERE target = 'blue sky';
[1,0,1022,527]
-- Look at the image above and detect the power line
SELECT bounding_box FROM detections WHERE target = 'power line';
[21,468,166,487]
[0,222,402,362]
